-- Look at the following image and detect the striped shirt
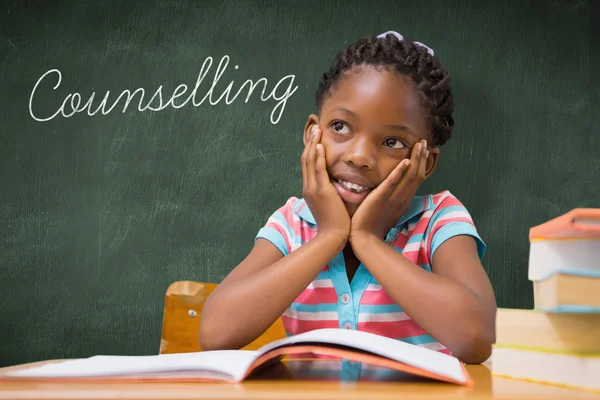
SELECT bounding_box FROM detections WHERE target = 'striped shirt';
[255,190,486,355]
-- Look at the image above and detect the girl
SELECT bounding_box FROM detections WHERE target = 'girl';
[199,31,497,364]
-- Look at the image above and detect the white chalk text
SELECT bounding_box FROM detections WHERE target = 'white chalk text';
[29,55,298,125]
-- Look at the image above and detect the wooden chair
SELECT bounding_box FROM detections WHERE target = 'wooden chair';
[159,281,286,354]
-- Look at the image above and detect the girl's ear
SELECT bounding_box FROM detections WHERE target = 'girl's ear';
[303,114,320,146]
[424,146,440,180]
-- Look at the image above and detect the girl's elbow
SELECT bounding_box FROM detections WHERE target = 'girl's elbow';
[198,316,218,351]
[198,309,231,351]
[198,321,235,351]
[458,341,492,365]
[456,324,495,364]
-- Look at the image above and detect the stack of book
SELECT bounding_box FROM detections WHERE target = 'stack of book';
[492,208,600,393]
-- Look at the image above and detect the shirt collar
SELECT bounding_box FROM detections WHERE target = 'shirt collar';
[294,194,434,227]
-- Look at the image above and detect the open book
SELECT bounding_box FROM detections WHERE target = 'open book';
[0,328,473,386]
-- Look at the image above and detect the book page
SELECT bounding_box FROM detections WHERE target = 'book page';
[4,350,260,382]
[257,328,467,383]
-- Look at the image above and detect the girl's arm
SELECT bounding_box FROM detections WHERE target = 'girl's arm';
[198,232,345,351]
[200,125,351,350]
[351,233,497,364]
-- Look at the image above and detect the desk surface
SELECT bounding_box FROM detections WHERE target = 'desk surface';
[0,358,597,400]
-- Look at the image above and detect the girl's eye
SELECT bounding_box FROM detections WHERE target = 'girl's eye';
[384,138,406,149]
[331,121,350,135]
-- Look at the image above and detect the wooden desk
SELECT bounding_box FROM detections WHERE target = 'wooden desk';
[0,359,597,399]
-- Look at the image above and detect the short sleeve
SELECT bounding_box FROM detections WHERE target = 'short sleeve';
[255,197,298,256]
[425,194,486,261]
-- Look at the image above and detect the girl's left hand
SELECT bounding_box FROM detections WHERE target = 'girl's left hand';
[350,139,429,244]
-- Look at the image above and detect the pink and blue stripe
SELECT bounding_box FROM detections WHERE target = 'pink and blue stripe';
[256,190,486,356]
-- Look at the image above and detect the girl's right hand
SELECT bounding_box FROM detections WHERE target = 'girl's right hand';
[301,125,350,244]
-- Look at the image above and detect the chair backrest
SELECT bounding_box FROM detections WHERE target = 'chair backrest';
[160,280,286,354]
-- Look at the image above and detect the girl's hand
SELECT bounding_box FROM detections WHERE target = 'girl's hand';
[301,125,351,243]
[350,139,428,244]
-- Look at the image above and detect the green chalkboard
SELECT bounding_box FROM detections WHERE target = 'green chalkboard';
[1,0,598,367]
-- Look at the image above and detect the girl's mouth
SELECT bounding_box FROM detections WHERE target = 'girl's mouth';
[336,179,369,193]
[332,178,372,204]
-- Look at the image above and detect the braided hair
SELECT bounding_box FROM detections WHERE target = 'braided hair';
[315,34,454,147]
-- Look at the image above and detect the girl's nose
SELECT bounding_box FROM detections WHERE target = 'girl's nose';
[343,137,375,170]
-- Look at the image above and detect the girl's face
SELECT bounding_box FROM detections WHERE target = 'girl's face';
[304,67,439,216]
